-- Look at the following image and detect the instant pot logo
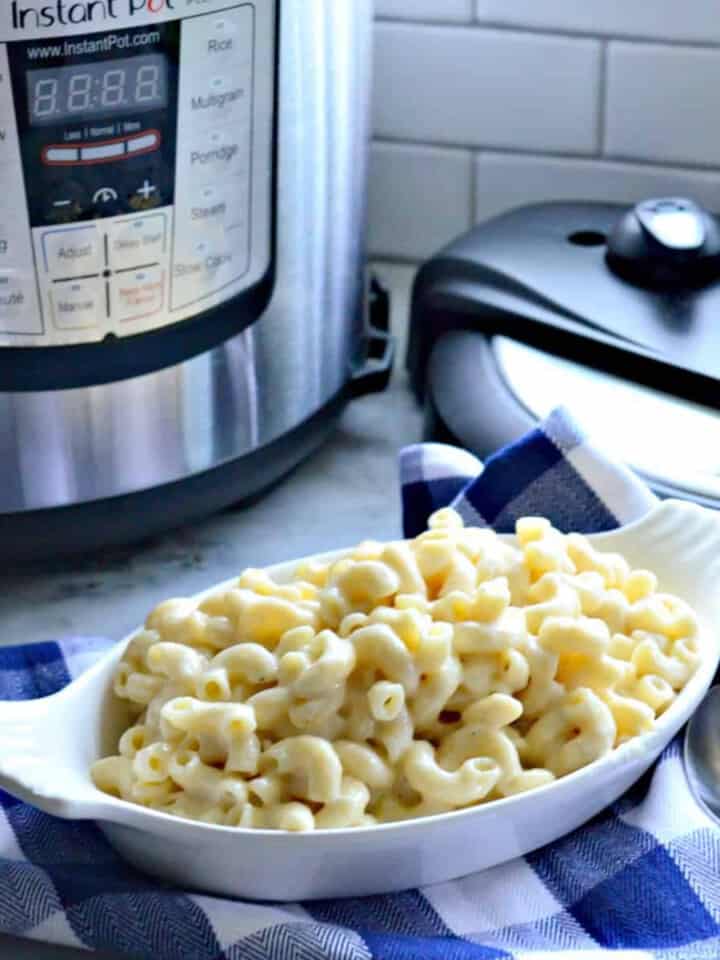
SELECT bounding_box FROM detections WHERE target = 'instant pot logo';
[11,0,175,29]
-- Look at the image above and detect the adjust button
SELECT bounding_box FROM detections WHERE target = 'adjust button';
[42,226,102,280]
[51,278,105,331]
[112,265,165,322]
[110,213,167,271]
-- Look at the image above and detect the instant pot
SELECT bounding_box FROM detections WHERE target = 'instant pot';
[409,199,720,508]
[0,0,392,559]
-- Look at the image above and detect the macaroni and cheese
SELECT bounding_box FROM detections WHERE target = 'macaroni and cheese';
[92,510,701,830]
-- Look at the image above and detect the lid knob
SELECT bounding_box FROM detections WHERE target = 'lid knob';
[606,197,720,288]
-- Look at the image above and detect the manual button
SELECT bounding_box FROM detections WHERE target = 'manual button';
[110,213,167,271]
[51,278,104,331]
[42,226,102,280]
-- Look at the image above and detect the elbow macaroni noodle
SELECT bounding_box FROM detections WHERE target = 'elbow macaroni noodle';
[92,510,702,831]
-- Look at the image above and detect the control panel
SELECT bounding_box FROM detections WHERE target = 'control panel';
[0,1,274,346]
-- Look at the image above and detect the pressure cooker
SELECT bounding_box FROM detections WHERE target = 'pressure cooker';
[0,0,392,559]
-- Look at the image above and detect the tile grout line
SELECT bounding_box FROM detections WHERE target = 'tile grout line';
[597,40,609,156]
[372,137,720,176]
[375,16,720,51]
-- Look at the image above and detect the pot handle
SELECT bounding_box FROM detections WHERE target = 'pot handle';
[349,275,396,398]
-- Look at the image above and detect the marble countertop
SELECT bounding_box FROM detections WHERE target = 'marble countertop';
[0,299,424,958]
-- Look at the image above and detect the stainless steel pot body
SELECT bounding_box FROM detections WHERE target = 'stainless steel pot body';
[0,0,372,515]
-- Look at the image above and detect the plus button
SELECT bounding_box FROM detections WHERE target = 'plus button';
[136,180,157,201]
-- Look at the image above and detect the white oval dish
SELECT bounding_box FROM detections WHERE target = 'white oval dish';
[1,499,719,902]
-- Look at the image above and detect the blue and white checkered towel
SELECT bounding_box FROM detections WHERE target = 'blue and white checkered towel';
[2,407,719,960]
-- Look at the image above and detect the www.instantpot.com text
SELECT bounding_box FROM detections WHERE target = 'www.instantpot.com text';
[11,1,175,30]
[26,29,160,59]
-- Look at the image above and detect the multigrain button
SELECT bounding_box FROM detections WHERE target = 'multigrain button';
[42,226,102,279]
[51,278,104,330]
[112,265,164,322]
[110,213,167,271]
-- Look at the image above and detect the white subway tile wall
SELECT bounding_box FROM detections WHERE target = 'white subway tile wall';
[371,3,720,262]
[376,0,472,23]
[369,143,473,260]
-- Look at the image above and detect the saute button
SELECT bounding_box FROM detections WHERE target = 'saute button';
[110,214,167,271]
[112,265,164,322]
[42,226,102,279]
[0,271,40,335]
[51,278,104,330]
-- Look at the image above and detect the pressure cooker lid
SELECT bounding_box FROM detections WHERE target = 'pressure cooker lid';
[497,336,720,502]
[410,197,720,507]
[425,330,720,507]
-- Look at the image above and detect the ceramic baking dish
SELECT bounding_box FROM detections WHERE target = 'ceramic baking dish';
[0,499,718,901]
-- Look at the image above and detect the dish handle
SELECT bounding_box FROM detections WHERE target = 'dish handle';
[0,696,85,816]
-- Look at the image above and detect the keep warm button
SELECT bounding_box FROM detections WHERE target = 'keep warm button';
[113,266,165,323]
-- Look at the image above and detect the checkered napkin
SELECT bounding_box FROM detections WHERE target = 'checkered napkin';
[2,407,720,960]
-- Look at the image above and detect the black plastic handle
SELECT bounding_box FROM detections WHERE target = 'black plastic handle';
[349,275,396,398]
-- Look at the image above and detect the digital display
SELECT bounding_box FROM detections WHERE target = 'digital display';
[27,55,168,127]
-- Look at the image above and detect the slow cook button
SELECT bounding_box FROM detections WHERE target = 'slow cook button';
[110,213,167,271]
[51,278,104,330]
[171,241,248,310]
[113,266,165,322]
[42,226,102,279]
